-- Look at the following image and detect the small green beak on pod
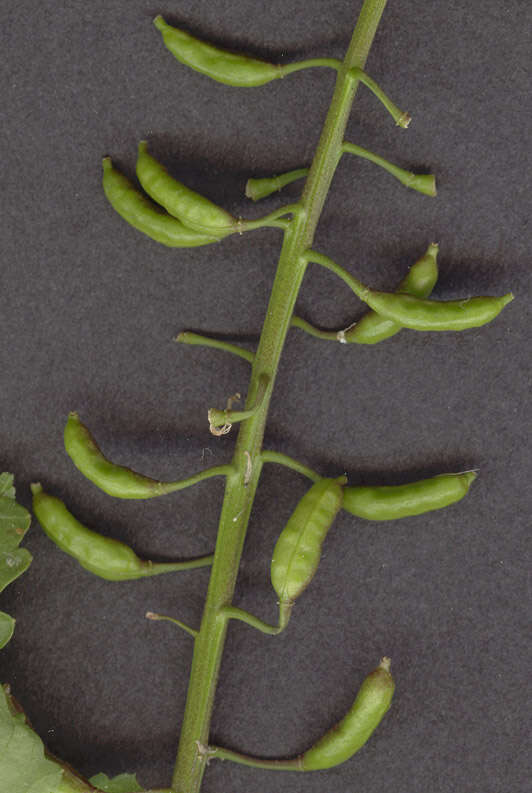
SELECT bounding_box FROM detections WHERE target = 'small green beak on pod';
[300,658,395,770]
[271,477,345,606]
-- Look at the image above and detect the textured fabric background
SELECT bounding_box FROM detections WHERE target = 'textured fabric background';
[1,2,530,792]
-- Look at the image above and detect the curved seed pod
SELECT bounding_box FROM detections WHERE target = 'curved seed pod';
[300,658,394,770]
[340,243,439,344]
[31,484,153,580]
[343,471,477,521]
[64,412,179,499]
[31,485,212,581]
[102,157,220,247]
[362,289,514,331]
[271,477,345,604]
[154,16,281,87]
[136,141,236,235]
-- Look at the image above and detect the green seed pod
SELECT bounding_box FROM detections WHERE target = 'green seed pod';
[301,658,394,770]
[31,483,151,580]
[340,243,439,344]
[271,477,345,604]
[136,141,237,235]
[362,289,514,331]
[102,157,220,247]
[343,471,477,521]
[154,16,281,87]
[64,412,180,499]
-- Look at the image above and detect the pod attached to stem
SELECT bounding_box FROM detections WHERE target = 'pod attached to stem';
[154,16,339,87]
[64,412,231,499]
[31,484,214,581]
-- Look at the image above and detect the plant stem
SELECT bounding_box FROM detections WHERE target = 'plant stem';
[209,745,302,772]
[261,449,322,482]
[171,3,389,791]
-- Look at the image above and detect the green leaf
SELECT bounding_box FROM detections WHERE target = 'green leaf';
[0,547,32,593]
[0,477,32,648]
[0,611,15,649]
[89,772,144,792]
[0,496,31,550]
[0,684,63,793]
[0,473,15,499]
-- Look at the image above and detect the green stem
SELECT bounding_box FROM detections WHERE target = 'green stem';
[146,611,199,639]
[144,555,214,577]
[175,332,254,364]
[281,57,342,76]
[342,142,436,195]
[241,203,299,232]
[350,67,411,126]
[261,449,321,482]
[171,3,389,791]
[305,249,369,299]
[290,314,339,342]
[208,745,302,772]
[245,169,309,201]
[222,600,292,635]
[158,464,234,495]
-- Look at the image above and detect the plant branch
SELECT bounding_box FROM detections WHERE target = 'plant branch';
[171,2,389,791]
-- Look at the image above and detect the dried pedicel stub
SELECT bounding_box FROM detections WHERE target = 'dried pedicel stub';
[271,477,345,605]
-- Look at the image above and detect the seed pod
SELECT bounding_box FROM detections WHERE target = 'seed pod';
[340,243,439,344]
[32,485,213,581]
[271,477,345,604]
[300,658,394,770]
[102,157,219,247]
[343,471,477,521]
[64,412,178,499]
[136,141,236,235]
[154,16,281,87]
[362,289,514,331]
[31,483,152,580]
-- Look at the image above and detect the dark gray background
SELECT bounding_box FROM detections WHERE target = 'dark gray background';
[1,1,530,792]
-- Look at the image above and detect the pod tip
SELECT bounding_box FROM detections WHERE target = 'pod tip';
[153,15,166,31]
[397,111,411,129]
[337,330,347,344]
[379,656,391,672]
[138,140,148,153]
[30,482,42,495]
[503,292,514,305]
[244,179,260,201]
[102,156,112,171]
